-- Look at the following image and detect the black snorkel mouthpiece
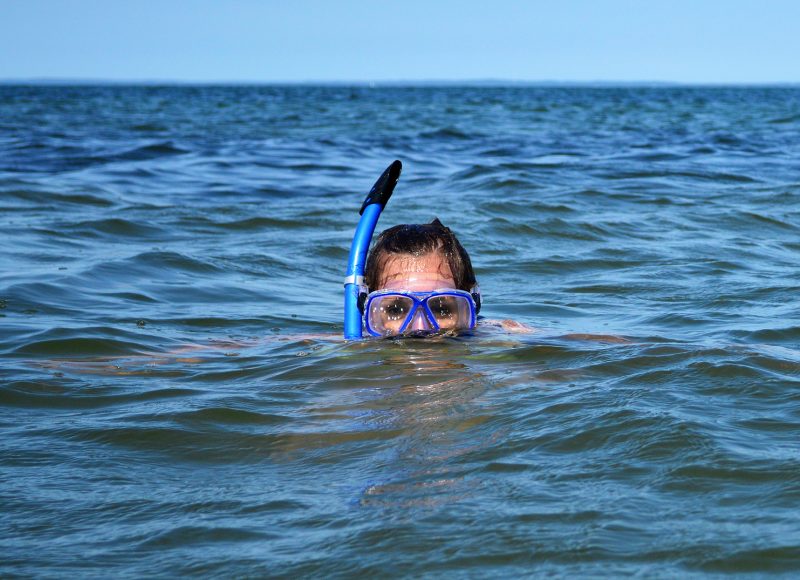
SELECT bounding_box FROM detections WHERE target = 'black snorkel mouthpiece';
[359,159,402,215]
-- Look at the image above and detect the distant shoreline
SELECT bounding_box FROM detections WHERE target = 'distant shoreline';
[2,79,799,88]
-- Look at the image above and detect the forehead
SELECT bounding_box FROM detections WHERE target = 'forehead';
[377,251,455,290]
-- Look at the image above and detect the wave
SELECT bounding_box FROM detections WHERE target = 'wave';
[419,127,473,140]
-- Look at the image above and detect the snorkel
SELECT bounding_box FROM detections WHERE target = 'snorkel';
[343,160,402,339]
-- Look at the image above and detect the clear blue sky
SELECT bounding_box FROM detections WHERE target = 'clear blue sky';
[2,0,798,83]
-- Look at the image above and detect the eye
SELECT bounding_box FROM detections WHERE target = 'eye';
[429,297,455,319]
[382,300,407,321]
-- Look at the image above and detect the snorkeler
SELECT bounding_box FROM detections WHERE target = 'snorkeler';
[361,219,481,338]
[344,160,483,339]
[346,161,614,341]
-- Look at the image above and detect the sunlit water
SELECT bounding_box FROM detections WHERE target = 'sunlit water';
[2,85,799,576]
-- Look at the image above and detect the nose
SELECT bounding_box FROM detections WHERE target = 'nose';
[408,309,433,332]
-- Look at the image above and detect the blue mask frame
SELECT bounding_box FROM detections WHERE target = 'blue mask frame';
[363,288,478,337]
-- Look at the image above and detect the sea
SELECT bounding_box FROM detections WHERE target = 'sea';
[1,84,799,577]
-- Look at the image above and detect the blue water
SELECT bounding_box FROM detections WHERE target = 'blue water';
[2,85,800,576]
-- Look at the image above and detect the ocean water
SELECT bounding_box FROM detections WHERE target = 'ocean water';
[1,85,799,576]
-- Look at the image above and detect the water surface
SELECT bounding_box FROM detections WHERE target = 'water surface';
[2,85,800,576]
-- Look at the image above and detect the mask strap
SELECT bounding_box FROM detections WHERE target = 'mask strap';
[357,285,368,314]
[470,285,482,314]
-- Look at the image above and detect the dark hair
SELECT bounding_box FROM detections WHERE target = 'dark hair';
[365,218,478,294]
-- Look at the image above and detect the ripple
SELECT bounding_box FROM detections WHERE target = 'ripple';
[67,217,167,239]
[129,123,168,132]
[735,326,800,344]
[106,142,189,162]
[419,127,472,140]
[127,251,223,274]
[1,188,114,208]
[604,169,759,183]
[0,381,201,409]
[14,337,150,357]
[767,113,800,124]
[170,406,293,426]
[700,546,800,574]
[136,525,277,549]
[213,216,308,230]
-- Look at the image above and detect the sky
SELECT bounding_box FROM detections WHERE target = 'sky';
[1,0,799,84]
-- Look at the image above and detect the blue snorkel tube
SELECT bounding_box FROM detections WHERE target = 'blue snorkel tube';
[344,160,402,339]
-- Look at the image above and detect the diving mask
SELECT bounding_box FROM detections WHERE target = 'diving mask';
[363,288,478,337]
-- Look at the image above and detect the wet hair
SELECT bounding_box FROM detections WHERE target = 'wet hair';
[365,218,478,294]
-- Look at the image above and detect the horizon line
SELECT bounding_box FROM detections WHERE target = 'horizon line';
[2,77,800,87]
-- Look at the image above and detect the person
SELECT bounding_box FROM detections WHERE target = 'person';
[359,218,482,337]
[359,215,536,338]
[344,160,535,339]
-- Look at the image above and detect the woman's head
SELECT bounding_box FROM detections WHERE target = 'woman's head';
[361,218,480,335]
[365,218,477,294]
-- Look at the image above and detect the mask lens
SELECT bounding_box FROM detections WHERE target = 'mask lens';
[367,294,415,335]
[426,294,473,330]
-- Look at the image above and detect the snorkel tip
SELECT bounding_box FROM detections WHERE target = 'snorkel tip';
[359,159,402,215]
